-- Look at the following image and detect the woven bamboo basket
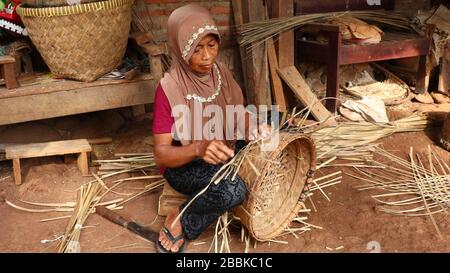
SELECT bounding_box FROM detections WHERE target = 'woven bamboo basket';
[17,0,133,82]
[440,112,450,151]
[21,0,103,8]
[343,63,412,106]
[234,132,316,241]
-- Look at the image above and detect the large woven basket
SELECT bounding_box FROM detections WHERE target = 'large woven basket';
[17,0,133,82]
[440,112,450,151]
[21,0,104,8]
[234,132,316,241]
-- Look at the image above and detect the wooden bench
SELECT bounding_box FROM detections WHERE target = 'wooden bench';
[0,55,19,89]
[5,139,92,185]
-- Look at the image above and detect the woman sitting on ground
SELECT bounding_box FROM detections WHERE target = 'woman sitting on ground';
[152,4,269,253]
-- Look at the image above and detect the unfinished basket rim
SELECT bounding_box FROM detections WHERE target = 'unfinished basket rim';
[235,132,316,241]
[17,0,133,17]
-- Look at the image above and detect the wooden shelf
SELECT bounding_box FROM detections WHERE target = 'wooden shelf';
[0,73,156,126]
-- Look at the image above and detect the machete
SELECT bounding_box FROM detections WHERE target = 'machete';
[96,206,159,243]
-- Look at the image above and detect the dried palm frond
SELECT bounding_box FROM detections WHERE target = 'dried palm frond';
[237,10,412,52]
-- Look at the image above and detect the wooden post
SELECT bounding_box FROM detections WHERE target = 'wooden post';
[231,0,250,103]
[0,56,19,89]
[12,158,21,185]
[416,55,427,94]
[438,42,449,94]
[77,151,89,176]
[239,0,272,108]
[417,24,436,94]
[326,30,341,113]
[267,38,287,112]
[271,0,294,68]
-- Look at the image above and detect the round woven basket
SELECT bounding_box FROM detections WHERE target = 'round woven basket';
[17,0,134,82]
[234,132,316,241]
[440,112,450,151]
[343,63,412,106]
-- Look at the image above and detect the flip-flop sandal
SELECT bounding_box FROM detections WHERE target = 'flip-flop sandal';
[156,226,186,253]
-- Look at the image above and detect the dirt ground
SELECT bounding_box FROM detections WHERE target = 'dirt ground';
[0,102,450,253]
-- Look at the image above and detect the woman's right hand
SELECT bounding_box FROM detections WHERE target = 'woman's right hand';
[194,140,235,165]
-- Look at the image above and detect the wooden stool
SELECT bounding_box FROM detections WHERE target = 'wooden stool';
[158,181,187,216]
[5,139,92,185]
[0,55,19,89]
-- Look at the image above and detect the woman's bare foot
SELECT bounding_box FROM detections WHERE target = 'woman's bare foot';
[159,207,185,252]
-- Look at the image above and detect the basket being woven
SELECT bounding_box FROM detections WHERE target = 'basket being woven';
[234,132,316,241]
[440,112,450,151]
[17,0,134,82]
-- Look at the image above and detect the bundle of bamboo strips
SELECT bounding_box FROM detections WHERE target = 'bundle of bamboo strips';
[58,182,104,253]
[353,146,450,238]
[284,110,431,161]
[237,10,411,51]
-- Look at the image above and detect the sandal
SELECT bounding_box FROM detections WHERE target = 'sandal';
[156,226,186,253]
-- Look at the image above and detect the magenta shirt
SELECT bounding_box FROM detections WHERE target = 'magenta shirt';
[152,84,175,135]
[152,84,181,174]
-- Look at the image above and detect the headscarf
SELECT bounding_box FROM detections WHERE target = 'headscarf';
[160,3,244,146]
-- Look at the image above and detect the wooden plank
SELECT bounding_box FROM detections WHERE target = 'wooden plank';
[271,0,294,68]
[241,0,272,107]
[0,77,155,126]
[278,66,333,122]
[340,39,430,65]
[297,38,430,65]
[12,158,21,185]
[0,74,153,100]
[158,181,187,216]
[267,38,287,112]
[5,139,92,159]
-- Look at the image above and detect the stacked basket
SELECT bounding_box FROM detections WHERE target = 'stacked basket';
[17,0,133,82]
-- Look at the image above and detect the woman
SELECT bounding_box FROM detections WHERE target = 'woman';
[152,4,264,253]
